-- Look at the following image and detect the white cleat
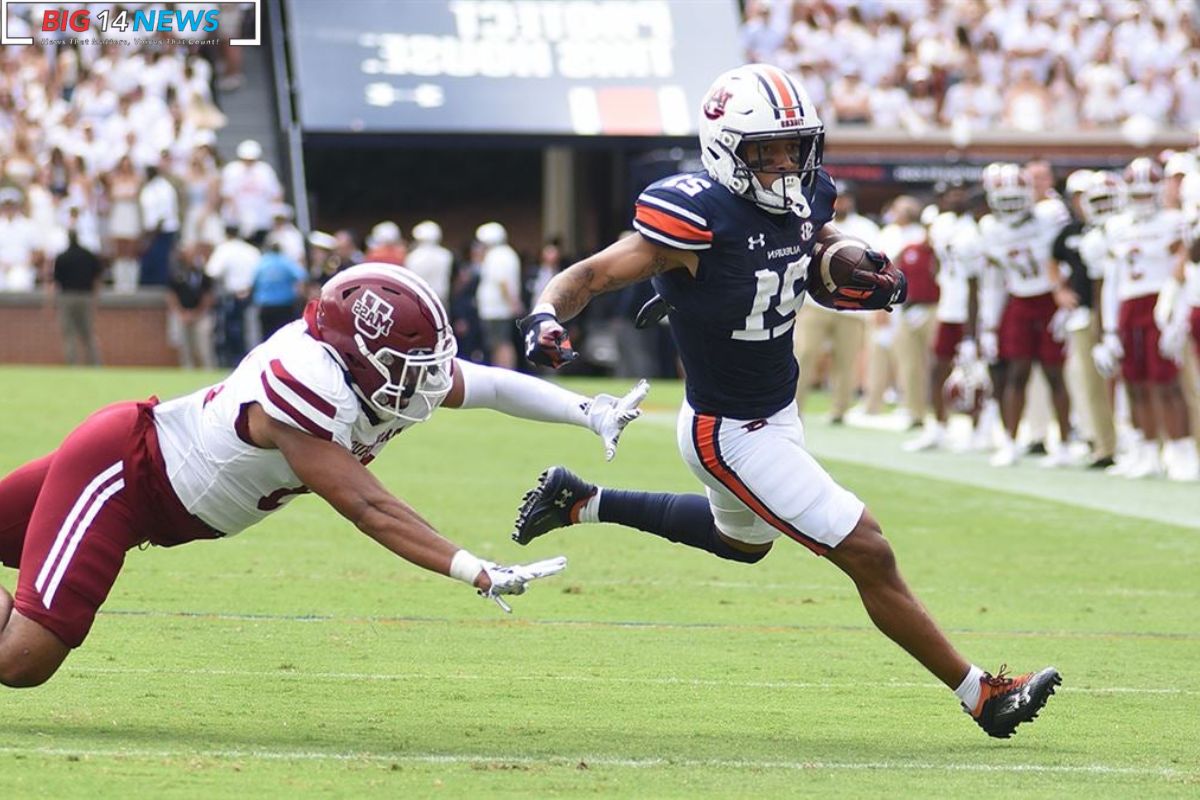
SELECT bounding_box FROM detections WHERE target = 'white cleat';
[989,440,1020,467]
[903,424,945,453]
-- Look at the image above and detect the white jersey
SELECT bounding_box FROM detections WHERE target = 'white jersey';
[980,204,1067,298]
[928,211,982,323]
[979,203,1065,297]
[1078,226,1112,282]
[1100,208,1186,301]
[154,321,430,535]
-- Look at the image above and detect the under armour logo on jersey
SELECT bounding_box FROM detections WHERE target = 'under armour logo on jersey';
[351,289,395,339]
[747,233,766,250]
[800,221,814,241]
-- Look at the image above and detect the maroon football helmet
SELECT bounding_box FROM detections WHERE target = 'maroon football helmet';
[307,263,456,422]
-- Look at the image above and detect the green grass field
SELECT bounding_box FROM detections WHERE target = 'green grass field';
[1,366,1197,798]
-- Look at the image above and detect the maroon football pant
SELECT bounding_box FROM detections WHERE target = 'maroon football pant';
[0,401,219,648]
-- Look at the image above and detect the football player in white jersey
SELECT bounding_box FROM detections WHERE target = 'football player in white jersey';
[1090,159,1198,480]
[978,163,1074,467]
[904,181,984,452]
[0,264,649,688]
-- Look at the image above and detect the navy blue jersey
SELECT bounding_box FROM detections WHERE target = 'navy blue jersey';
[633,170,836,419]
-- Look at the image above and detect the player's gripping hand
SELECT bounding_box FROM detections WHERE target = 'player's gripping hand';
[518,306,578,368]
[1158,318,1189,364]
[479,556,568,613]
[834,251,908,311]
[586,379,649,461]
[1091,332,1123,378]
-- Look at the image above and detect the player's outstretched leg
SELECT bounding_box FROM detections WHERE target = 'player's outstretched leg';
[512,467,597,544]
[826,509,1060,738]
[512,468,771,563]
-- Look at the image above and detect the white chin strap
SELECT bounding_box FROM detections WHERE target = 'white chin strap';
[751,175,810,216]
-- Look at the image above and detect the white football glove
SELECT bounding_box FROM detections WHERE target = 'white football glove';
[979,330,999,364]
[1048,308,1070,343]
[1091,332,1123,378]
[1159,318,1190,364]
[479,556,568,613]
[586,379,649,461]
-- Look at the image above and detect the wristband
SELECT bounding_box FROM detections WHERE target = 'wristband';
[531,302,557,317]
[449,549,484,585]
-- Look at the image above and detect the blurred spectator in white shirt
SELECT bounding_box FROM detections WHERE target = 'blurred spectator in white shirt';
[1077,41,1126,127]
[0,187,42,292]
[941,59,1003,130]
[474,222,523,369]
[830,67,873,126]
[220,139,282,239]
[265,204,306,266]
[869,69,916,132]
[740,0,786,64]
[364,221,407,266]
[1045,57,1082,129]
[1173,58,1200,126]
[138,156,181,287]
[1003,66,1052,132]
[1119,67,1175,128]
[406,220,454,308]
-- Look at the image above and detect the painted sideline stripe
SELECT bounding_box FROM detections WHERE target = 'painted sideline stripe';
[62,665,1197,696]
[0,745,1187,777]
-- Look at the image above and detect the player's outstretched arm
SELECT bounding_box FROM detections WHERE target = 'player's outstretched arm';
[247,405,564,609]
[519,233,693,368]
[444,360,648,461]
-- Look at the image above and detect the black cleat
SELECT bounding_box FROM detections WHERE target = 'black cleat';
[512,467,597,545]
[966,665,1062,739]
[1087,456,1116,470]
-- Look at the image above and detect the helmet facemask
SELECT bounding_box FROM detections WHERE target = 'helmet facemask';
[356,331,456,423]
[734,129,825,213]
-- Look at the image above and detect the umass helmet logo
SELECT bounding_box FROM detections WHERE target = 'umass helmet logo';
[703,86,733,120]
[351,289,395,339]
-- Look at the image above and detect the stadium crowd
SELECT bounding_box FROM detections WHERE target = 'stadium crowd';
[742,0,1200,135]
[2,2,1199,484]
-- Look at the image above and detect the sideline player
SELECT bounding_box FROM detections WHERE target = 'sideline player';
[0,265,648,688]
[513,64,1060,738]
[978,163,1073,467]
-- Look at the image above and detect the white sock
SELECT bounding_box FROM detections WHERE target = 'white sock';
[953,665,987,711]
[577,488,602,524]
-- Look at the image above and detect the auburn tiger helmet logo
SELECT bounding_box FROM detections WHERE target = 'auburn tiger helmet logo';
[702,86,733,120]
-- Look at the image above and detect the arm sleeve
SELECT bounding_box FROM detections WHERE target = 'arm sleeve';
[1100,258,1120,334]
[455,359,592,428]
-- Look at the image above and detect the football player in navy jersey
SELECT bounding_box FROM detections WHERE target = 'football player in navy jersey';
[515,64,1060,738]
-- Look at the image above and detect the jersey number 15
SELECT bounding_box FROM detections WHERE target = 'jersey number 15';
[733,256,811,341]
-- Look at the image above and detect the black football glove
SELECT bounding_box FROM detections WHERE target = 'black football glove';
[518,311,578,368]
[633,293,673,329]
[832,250,908,311]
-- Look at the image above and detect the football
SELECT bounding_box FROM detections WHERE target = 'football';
[806,235,874,308]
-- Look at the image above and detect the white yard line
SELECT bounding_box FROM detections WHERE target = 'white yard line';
[0,744,1188,777]
[62,665,1198,696]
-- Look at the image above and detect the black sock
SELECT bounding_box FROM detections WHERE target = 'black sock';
[597,490,768,564]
